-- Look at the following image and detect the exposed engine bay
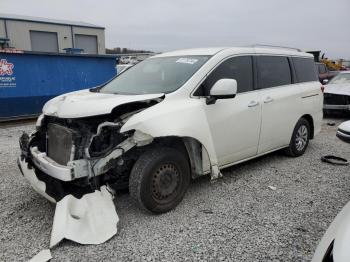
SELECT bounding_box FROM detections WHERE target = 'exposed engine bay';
[19,99,159,202]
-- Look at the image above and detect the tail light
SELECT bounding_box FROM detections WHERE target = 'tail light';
[321,85,325,93]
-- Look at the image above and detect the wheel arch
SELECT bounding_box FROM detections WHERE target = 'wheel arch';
[301,114,314,139]
[141,135,210,179]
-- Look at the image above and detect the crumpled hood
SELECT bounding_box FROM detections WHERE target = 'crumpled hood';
[324,83,350,96]
[43,89,164,118]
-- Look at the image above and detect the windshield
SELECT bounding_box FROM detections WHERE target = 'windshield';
[329,73,350,84]
[100,56,210,94]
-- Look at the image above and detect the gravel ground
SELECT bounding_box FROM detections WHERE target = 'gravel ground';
[1,117,350,261]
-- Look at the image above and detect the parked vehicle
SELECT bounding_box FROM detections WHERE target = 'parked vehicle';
[119,56,138,64]
[312,120,350,262]
[316,62,338,84]
[342,61,350,70]
[323,72,350,114]
[119,56,129,64]
[18,46,323,213]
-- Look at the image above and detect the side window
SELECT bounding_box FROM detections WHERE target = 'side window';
[292,57,318,82]
[257,56,292,89]
[195,56,253,96]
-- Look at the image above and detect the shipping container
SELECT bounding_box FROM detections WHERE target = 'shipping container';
[0,50,116,121]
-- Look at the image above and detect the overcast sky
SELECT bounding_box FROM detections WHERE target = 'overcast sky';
[2,0,349,59]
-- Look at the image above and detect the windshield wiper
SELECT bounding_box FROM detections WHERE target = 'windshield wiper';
[89,86,102,93]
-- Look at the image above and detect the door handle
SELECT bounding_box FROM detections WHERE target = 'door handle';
[264,97,274,103]
[248,100,259,107]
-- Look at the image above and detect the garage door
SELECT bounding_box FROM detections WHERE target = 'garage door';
[75,34,98,54]
[30,31,59,53]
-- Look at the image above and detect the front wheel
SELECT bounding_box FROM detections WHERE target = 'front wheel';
[129,147,190,213]
[284,118,310,157]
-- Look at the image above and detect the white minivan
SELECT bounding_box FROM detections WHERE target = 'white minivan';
[18,46,323,213]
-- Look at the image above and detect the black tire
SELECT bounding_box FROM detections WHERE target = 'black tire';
[129,147,190,214]
[284,118,311,157]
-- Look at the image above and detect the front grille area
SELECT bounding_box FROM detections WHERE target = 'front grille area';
[47,123,75,165]
[324,93,350,105]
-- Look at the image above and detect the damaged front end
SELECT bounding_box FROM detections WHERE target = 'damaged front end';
[18,104,155,203]
[18,101,159,249]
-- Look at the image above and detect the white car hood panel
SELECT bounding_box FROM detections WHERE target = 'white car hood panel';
[43,89,164,118]
[50,186,119,247]
[324,83,350,96]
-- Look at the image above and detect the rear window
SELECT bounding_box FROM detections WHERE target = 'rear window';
[293,57,318,83]
[257,56,292,89]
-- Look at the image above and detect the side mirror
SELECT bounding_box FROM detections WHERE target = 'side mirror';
[322,79,329,85]
[206,79,237,105]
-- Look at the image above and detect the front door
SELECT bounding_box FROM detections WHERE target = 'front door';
[199,56,262,166]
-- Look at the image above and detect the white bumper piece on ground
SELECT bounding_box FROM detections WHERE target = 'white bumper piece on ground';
[29,249,52,262]
[50,185,119,247]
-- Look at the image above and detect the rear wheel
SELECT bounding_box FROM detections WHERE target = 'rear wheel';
[129,147,190,213]
[285,118,310,157]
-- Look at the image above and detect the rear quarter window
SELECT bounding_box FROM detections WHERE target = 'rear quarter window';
[293,57,318,82]
[257,56,292,89]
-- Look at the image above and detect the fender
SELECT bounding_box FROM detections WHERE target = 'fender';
[120,96,221,178]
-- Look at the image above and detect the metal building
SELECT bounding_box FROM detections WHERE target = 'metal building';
[0,13,105,54]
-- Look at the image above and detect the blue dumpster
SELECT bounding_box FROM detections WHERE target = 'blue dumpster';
[0,51,116,121]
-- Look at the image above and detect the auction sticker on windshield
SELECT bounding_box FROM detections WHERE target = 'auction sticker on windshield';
[176,58,198,65]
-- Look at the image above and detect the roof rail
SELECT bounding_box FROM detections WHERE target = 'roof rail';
[251,44,302,52]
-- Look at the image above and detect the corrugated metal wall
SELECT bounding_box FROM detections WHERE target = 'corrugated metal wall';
[0,51,116,120]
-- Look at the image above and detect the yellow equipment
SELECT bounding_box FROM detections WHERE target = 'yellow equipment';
[321,58,343,71]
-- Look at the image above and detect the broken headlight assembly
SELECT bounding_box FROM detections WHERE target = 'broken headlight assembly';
[88,123,126,158]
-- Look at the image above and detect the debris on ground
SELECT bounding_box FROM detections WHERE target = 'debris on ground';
[50,185,119,247]
[321,155,349,166]
[200,209,214,214]
[268,186,277,191]
[29,249,52,262]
